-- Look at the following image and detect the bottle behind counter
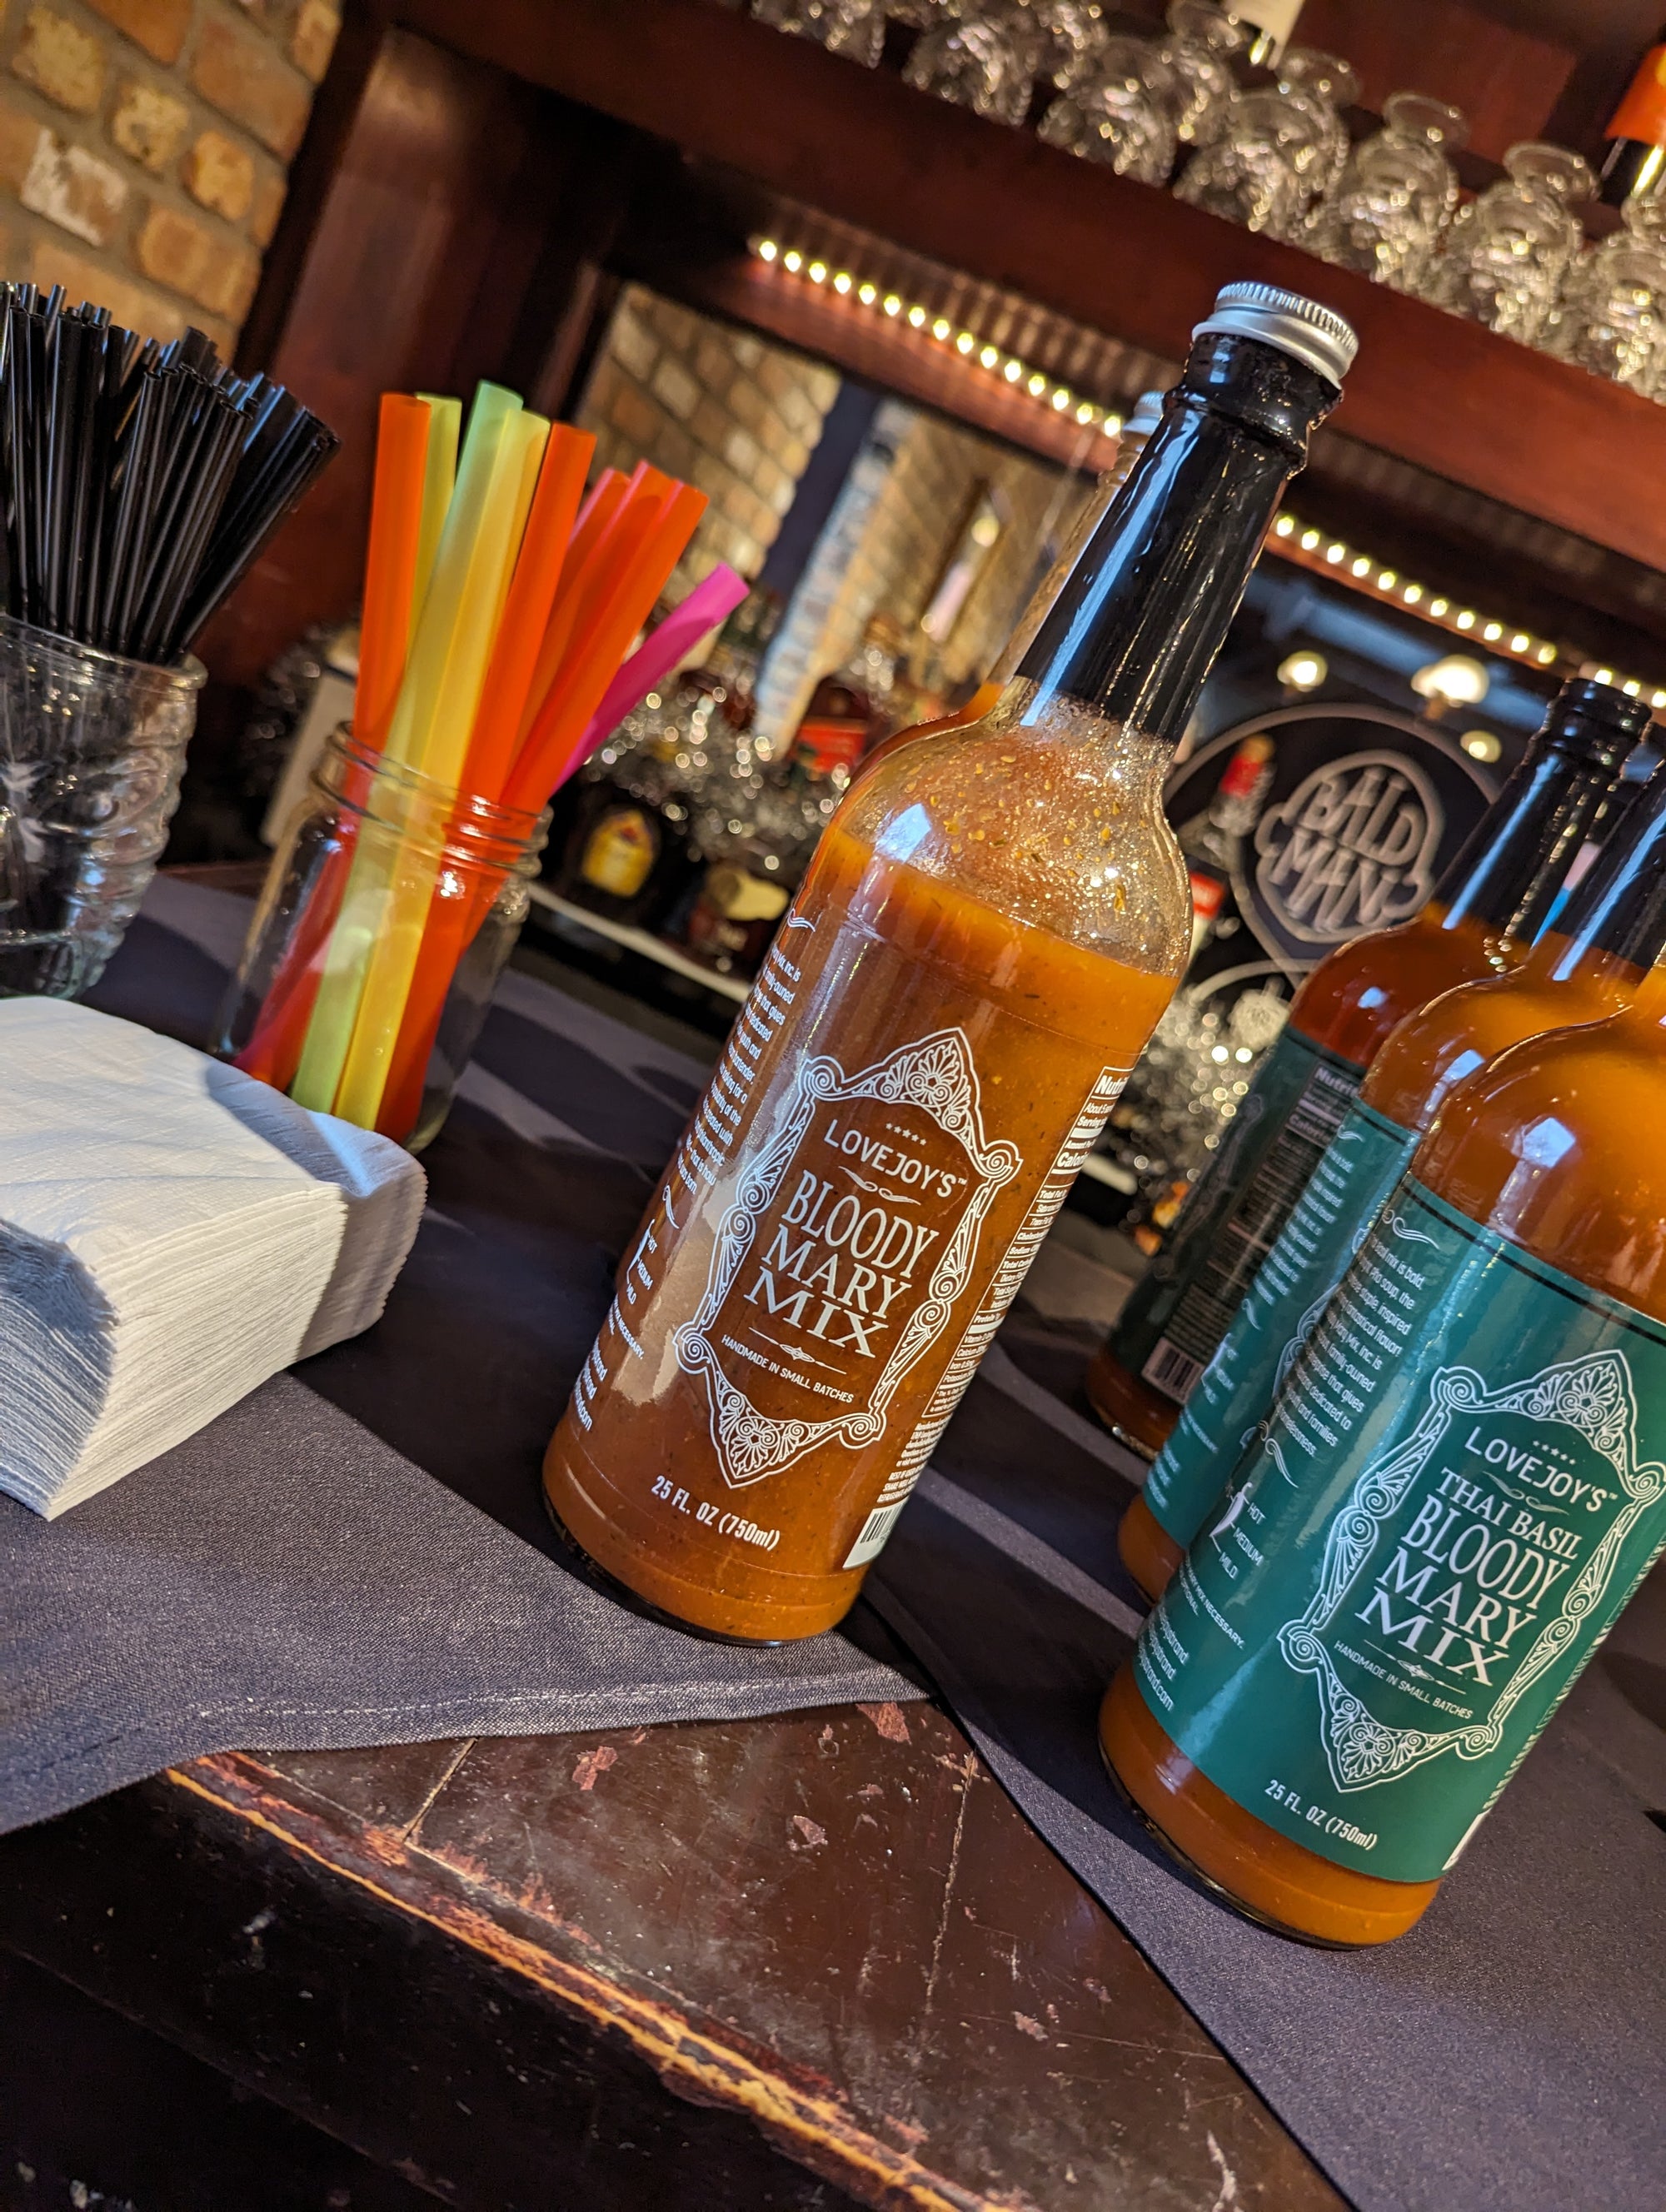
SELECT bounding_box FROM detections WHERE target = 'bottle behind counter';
[542,283,1355,1642]
[1103,947,1666,1945]
[1127,711,1662,1600]
[1086,680,1635,1464]
[1599,27,1666,207]
[860,390,1168,771]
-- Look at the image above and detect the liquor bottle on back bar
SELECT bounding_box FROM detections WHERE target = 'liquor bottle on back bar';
[1137,715,1662,1595]
[860,390,1169,773]
[1090,676,1634,1497]
[1103,945,1666,1945]
[543,283,1357,1642]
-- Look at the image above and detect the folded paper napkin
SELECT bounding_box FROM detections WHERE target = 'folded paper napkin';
[0,999,424,1517]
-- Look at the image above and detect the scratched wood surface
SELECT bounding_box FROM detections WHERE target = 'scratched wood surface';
[0,1690,1346,2210]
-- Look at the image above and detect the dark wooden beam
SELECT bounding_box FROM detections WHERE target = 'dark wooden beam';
[389,0,1666,578]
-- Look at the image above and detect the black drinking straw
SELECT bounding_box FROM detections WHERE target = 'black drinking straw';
[0,286,337,665]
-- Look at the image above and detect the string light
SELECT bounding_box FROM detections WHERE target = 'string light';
[748,237,1126,449]
[1265,510,1662,704]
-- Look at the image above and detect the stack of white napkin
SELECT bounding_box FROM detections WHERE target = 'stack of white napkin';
[0,1000,425,1517]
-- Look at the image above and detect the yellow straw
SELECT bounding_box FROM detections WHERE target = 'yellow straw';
[408,395,460,653]
[332,404,551,1126]
[292,385,519,1112]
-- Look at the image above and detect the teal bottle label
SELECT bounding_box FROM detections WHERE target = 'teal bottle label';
[1136,1178,1666,1884]
[1115,1026,1368,1408]
[1145,1097,1420,1547]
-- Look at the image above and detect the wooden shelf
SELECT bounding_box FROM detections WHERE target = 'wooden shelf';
[529,884,752,1003]
[396,0,1666,582]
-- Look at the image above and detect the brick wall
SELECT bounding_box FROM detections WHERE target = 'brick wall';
[0,0,334,352]
[578,283,841,603]
[757,398,1085,746]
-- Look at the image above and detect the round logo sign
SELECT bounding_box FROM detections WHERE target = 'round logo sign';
[1167,704,1497,981]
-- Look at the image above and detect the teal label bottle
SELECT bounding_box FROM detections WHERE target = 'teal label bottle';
[1113,1024,1365,1406]
[1135,1178,1666,1884]
[1144,1094,1419,1547]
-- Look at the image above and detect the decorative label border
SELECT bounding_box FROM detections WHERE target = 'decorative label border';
[676,1029,1020,1489]
[1279,1348,1665,1793]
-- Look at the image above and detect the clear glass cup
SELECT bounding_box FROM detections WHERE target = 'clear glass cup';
[1157,0,1251,149]
[751,0,887,66]
[1036,34,1182,180]
[214,729,548,1153]
[1419,141,1595,344]
[1027,0,1110,89]
[902,0,1045,126]
[0,612,203,999]
[1543,200,1666,393]
[1174,48,1359,238]
[1278,48,1359,195]
[1304,91,1467,290]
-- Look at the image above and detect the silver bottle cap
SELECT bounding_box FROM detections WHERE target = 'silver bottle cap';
[1122,389,1166,436]
[1192,281,1358,387]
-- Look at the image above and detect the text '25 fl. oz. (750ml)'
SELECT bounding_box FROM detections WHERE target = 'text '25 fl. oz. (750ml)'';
[541,283,1358,1642]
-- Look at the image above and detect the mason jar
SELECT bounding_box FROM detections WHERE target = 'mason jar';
[214,727,547,1151]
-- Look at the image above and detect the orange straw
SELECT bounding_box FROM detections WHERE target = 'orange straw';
[506,481,706,813]
[459,424,593,805]
[374,480,706,1138]
[516,467,631,744]
[236,396,433,1089]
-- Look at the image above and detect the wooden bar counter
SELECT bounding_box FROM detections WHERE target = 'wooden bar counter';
[0,1691,1344,2208]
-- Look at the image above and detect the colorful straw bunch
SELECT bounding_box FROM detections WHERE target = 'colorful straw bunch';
[0,285,337,664]
[234,380,746,1142]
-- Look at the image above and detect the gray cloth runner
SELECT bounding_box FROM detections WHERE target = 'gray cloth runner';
[12,879,1666,2212]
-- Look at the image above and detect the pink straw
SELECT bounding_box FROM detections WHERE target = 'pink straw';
[572,564,749,761]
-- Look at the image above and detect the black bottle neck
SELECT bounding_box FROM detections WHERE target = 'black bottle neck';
[1549,768,1666,974]
[1014,331,1339,744]
[1438,720,1632,941]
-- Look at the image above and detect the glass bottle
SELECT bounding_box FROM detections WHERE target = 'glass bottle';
[1134,705,1662,1597]
[1304,92,1467,291]
[1175,730,1274,960]
[1090,677,1636,1482]
[542,283,1356,1642]
[554,676,724,930]
[1419,142,1594,345]
[1104,939,1666,1945]
[1598,25,1666,207]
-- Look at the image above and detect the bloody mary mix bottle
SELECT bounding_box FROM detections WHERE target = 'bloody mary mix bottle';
[1090,678,1634,1493]
[543,284,1357,1641]
[1134,725,1662,1592]
[1102,963,1666,1945]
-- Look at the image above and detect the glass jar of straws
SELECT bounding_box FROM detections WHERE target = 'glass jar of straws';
[214,728,547,1151]
[0,614,203,996]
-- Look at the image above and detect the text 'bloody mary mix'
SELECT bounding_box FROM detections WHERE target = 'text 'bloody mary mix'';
[543,283,1358,1641]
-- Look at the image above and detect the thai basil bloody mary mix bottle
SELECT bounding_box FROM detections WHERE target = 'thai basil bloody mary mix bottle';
[1136,706,1659,1593]
[1097,679,1634,1588]
[1103,945,1666,1945]
[543,283,1357,1641]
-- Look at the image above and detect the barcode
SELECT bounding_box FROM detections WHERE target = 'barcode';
[843,1501,907,1569]
[1142,1338,1206,1404]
